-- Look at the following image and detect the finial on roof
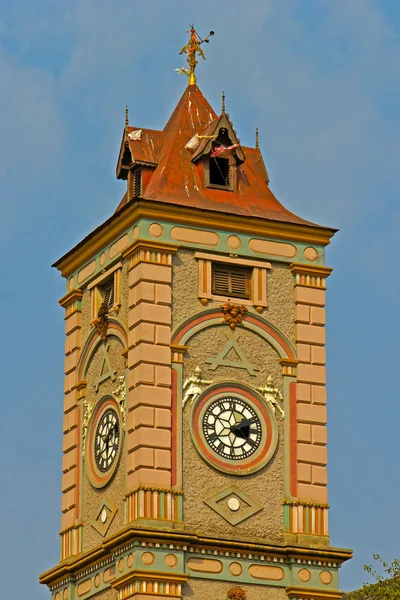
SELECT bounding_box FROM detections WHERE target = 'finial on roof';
[179,25,214,86]
[125,105,129,127]
[222,91,225,113]
[256,128,259,148]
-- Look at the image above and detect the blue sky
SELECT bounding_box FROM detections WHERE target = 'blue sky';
[1,0,399,597]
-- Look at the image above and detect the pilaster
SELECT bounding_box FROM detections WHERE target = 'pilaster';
[291,264,332,514]
[59,289,84,557]
[125,242,179,515]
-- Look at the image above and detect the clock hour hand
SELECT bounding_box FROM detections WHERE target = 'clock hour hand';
[230,417,256,440]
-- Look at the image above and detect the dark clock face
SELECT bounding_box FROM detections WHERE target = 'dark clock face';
[203,396,262,460]
[94,408,120,472]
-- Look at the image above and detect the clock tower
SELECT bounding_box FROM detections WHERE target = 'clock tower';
[40,29,351,600]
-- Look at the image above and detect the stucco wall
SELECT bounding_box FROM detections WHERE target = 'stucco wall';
[79,264,129,553]
[82,334,127,551]
[183,579,288,600]
[172,249,295,543]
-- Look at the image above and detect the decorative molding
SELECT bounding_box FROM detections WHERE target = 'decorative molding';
[195,251,271,269]
[41,526,351,587]
[197,255,269,308]
[204,486,262,526]
[93,343,117,391]
[87,261,123,290]
[77,318,128,383]
[280,358,299,376]
[91,498,118,537]
[114,572,188,599]
[59,524,83,561]
[206,329,260,376]
[53,200,335,278]
[125,488,183,524]
[76,380,87,400]
[290,264,332,289]
[285,587,343,600]
[59,289,83,315]
[170,344,188,364]
[283,500,329,536]
[123,240,179,269]
[172,309,296,361]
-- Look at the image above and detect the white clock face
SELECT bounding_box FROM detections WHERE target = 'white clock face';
[203,396,262,460]
[190,384,278,476]
[94,408,120,472]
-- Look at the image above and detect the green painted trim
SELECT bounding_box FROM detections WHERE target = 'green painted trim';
[49,544,342,600]
[284,504,290,530]
[65,217,325,290]
[283,375,296,501]
[160,492,165,519]
[177,493,183,522]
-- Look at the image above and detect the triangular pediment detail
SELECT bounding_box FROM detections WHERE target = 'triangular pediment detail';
[191,112,245,164]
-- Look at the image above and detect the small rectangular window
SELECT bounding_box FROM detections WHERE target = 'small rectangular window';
[212,264,252,299]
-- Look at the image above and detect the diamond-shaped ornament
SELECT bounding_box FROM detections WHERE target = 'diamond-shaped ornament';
[91,498,118,537]
[204,486,262,526]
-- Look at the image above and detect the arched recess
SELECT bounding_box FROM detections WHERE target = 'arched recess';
[77,318,128,382]
[171,308,296,359]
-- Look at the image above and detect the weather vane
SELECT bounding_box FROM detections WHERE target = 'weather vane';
[176,25,214,86]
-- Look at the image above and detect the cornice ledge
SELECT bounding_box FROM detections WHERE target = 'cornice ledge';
[121,239,179,260]
[285,587,344,600]
[290,263,333,278]
[53,199,336,278]
[111,570,189,590]
[40,526,353,587]
[59,289,83,308]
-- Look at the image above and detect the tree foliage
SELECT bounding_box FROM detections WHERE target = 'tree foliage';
[346,555,400,600]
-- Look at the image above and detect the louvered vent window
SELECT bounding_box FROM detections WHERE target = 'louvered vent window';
[102,280,114,310]
[212,264,252,299]
[133,167,142,197]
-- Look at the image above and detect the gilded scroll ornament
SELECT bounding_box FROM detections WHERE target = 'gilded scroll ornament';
[112,375,127,428]
[257,375,285,419]
[183,366,212,407]
[227,587,246,600]
[221,303,247,330]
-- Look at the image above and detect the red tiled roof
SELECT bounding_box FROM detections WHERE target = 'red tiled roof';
[116,85,324,228]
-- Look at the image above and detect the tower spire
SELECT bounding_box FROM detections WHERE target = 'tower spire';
[179,25,214,86]
[125,105,129,127]
[222,91,226,113]
[256,127,259,148]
